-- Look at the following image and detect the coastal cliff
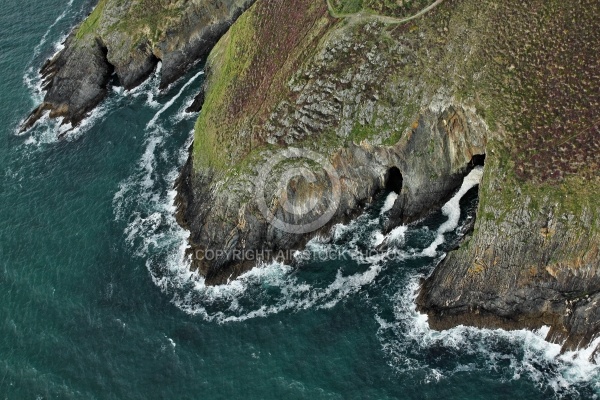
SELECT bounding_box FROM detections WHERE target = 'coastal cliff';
[28,0,599,351]
[175,0,493,284]
[177,0,600,351]
[414,0,600,352]
[22,0,255,130]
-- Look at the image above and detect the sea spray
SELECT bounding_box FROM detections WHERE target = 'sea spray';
[422,166,484,257]
[376,274,600,397]
[380,191,398,215]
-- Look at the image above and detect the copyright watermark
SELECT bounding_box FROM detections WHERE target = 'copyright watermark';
[256,148,341,234]
[193,248,405,264]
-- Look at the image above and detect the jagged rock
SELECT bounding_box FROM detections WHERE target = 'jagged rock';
[22,34,112,129]
[176,0,600,354]
[186,86,206,113]
[176,104,487,285]
[22,0,256,131]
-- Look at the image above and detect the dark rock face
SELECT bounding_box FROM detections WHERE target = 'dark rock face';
[109,41,158,90]
[386,107,486,227]
[176,105,488,285]
[22,34,112,130]
[417,150,600,353]
[185,87,206,113]
[22,0,256,131]
[156,19,233,89]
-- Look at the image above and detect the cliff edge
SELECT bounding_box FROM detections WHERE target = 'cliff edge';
[177,0,491,284]
[178,0,600,352]
[22,0,255,131]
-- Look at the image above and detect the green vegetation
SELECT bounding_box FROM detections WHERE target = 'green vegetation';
[330,0,363,14]
[477,140,599,236]
[193,11,257,170]
[348,122,383,144]
[477,0,600,183]
[193,0,334,171]
[329,0,437,19]
[75,0,184,46]
[110,1,183,45]
[76,0,108,39]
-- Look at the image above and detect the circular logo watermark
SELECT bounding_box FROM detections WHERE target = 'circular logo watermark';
[256,148,341,234]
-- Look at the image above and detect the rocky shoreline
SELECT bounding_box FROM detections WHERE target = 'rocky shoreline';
[22,0,255,132]
[416,143,600,353]
[175,0,599,351]
[175,104,487,284]
[24,0,600,353]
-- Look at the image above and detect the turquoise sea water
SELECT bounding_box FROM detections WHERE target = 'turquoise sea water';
[2,1,600,398]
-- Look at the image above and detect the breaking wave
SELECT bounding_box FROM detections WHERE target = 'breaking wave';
[107,64,599,397]
[375,275,600,398]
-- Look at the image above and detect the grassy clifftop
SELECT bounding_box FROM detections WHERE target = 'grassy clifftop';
[330,0,437,18]
[193,0,599,184]
[192,0,488,170]
[76,0,185,45]
[193,0,334,169]
[483,0,600,183]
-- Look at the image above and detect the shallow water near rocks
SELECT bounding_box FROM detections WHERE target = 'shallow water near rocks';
[1,1,600,398]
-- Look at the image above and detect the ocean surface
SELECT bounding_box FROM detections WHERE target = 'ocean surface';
[1,1,600,398]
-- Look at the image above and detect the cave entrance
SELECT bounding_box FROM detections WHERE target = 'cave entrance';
[468,154,486,170]
[385,167,403,194]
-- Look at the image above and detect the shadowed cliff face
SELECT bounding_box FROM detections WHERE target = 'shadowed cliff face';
[178,0,600,352]
[417,149,600,353]
[177,104,488,284]
[22,0,255,131]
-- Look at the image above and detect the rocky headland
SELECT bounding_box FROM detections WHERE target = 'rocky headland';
[176,0,600,352]
[31,0,600,353]
[22,0,255,131]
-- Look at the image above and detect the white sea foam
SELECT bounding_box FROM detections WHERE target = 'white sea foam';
[168,260,384,323]
[146,70,204,129]
[32,0,74,59]
[386,225,408,244]
[23,0,75,103]
[108,76,600,394]
[376,275,600,395]
[17,94,115,147]
[116,125,388,322]
[381,191,398,214]
[171,92,201,124]
[371,231,385,247]
[149,187,414,323]
[422,166,483,257]
[116,123,421,323]
[19,60,164,146]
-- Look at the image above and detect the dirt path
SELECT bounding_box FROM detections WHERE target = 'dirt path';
[326,0,445,24]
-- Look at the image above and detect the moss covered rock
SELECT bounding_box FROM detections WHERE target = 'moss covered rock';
[23,0,255,130]
[181,0,600,349]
